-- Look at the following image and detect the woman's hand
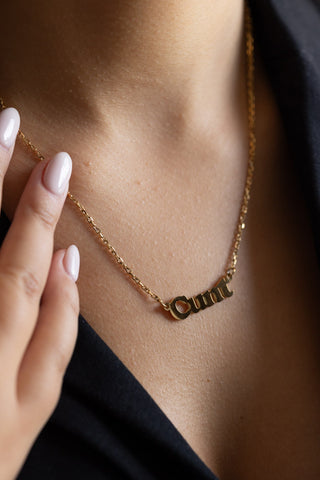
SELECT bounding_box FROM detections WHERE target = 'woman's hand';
[0,107,80,479]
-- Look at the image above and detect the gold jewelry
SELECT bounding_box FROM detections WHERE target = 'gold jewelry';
[0,3,255,321]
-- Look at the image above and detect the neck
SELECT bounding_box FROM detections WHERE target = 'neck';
[0,1,246,139]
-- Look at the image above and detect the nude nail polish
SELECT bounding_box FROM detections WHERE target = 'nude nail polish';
[63,245,80,282]
[0,107,20,149]
[43,152,72,195]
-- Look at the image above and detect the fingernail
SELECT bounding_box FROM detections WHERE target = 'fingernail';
[63,245,80,282]
[0,107,20,149]
[43,152,72,195]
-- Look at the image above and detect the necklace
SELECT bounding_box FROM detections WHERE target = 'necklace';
[0,3,255,321]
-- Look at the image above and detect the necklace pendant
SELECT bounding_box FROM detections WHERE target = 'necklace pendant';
[167,276,233,320]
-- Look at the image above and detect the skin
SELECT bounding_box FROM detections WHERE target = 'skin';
[0,137,80,479]
[1,1,320,478]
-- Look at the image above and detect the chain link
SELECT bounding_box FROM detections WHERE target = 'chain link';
[226,3,256,280]
[0,2,255,312]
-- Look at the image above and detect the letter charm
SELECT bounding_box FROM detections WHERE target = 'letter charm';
[168,276,233,320]
[211,277,233,303]
[168,296,191,320]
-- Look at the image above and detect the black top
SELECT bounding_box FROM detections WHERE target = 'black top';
[1,1,319,478]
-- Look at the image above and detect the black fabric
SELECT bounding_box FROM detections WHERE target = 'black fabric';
[250,0,320,265]
[0,1,319,478]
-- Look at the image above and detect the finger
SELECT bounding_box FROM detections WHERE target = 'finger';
[0,107,20,207]
[0,152,72,343]
[17,246,80,420]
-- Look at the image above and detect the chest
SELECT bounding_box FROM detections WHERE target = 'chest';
[3,77,320,480]
[52,119,320,479]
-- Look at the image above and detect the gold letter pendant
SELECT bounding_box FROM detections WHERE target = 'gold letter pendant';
[168,276,233,320]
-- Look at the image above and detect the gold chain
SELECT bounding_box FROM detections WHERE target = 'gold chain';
[227,3,256,280]
[0,3,255,320]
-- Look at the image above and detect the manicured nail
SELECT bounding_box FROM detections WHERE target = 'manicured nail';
[63,245,80,282]
[0,107,20,149]
[43,152,72,195]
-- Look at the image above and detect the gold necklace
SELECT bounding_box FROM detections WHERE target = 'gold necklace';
[0,3,255,321]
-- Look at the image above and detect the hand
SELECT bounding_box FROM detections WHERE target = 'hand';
[0,107,80,479]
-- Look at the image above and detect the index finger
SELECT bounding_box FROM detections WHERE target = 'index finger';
[0,107,21,207]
